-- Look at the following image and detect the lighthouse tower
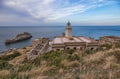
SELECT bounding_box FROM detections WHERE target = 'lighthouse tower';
[65,21,72,38]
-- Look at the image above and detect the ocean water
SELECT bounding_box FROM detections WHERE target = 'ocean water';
[0,26,120,51]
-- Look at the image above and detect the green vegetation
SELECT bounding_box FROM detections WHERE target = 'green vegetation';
[113,50,120,63]
[18,64,33,72]
[0,51,21,70]
[0,51,21,61]
[0,60,12,69]
[0,47,120,79]
[115,43,120,48]
[100,44,112,50]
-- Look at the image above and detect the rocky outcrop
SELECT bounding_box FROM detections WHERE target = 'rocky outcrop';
[5,32,32,45]
[99,36,120,45]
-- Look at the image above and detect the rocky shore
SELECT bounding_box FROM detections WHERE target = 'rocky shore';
[5,32,32,45]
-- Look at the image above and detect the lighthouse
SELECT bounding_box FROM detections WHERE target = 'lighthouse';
[65,21,72,38]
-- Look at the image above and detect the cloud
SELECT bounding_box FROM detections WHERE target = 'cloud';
[1,0,117,22]
[0,13,39,26]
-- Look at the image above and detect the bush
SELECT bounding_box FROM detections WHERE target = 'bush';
[0,51,21,61]
[65,49,75,54]
[41,51,65,67]
[48,51,62,66]
[18,64,33,72]
[115,43,120,48]
[43,67,58,76]
[75,76,80,79]
[32,56,41,66]
[70,61,80,67]
[101,44,112,50]
[1,72,29,79]
[84,49,95,54]
[51,57,62,66]
[8,73,19,79]
[0,60,12,69]
[67,54,80,61]
[113,50,120,63]
[42,51,61,60]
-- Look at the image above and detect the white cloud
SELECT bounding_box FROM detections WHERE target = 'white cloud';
[2,0,110,22]
[0,13,38,26]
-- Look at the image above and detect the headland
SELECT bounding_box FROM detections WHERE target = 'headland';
[0,22,120,79]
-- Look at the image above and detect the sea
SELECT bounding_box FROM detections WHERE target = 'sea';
[0,26,120,52]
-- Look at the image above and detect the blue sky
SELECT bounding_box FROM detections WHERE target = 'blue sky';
[0,0,120,26]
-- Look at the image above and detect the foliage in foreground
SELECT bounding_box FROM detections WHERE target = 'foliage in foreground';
[0,51,21,61]
[0,48,120,79]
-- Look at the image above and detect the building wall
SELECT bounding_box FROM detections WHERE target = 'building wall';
[52,40,99,50]
[52,47,64,51]
[52,44,88,51]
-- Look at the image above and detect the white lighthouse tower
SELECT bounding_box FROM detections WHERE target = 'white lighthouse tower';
[65,21,72,38]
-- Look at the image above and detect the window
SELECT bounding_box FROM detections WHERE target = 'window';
[73,47,76,50]
[56,49,60,51]
[67,47,70,50]
[91,48,94,50]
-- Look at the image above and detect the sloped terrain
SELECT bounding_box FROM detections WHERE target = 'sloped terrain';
[0,46,120,79]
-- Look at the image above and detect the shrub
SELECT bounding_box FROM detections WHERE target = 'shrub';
[65,49,74,54]
[1,72,29,79]
[75,76,80,79]
[49,51,62,66]
[43,51,66,67]
[70,61,80,67]
[67,54,80,61]
[0,51,21,61]
[115,43,120,48]
[84,49,95,54]
[8,73,19,79]
[18,64,33,72]
[113,50,120,63]
[51,57,62,66]
[0,60,12,69]
[32,56,41,66]
[43,67,58,76]
[101,44,112,50]
[42,52,51,60]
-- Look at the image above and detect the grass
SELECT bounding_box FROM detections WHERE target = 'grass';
[0,51,21,70]
[0,60,13,70]
[0,47,120,79]
[0,51,21,61]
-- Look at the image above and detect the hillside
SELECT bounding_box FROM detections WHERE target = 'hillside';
[0,46,120,79]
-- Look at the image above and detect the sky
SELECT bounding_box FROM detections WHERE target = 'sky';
[0,0,120,26]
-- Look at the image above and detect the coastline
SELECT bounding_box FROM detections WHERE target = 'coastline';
[0,26,120,51]
[0,25,120,78]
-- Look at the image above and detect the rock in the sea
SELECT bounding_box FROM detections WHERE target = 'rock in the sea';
[5,32,32,45]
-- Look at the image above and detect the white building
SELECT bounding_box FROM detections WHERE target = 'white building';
[51,21,98,51]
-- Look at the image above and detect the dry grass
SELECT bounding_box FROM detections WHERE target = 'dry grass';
[9,54,27,65]
[8,46,32,65]
[84,48,120,64]
[0,47,120,79]
[0,70,10,77]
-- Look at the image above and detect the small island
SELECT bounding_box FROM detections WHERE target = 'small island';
[5,32,32,45]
